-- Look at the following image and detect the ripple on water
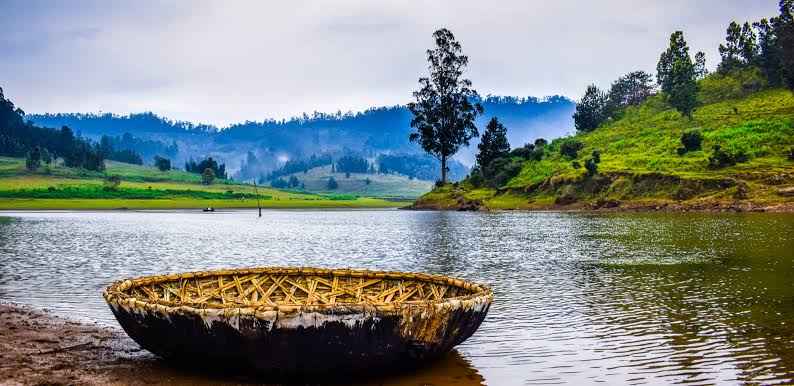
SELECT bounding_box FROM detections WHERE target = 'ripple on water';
[0,210,793,385]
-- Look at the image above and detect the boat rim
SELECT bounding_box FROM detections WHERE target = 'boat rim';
[103,266,493,314]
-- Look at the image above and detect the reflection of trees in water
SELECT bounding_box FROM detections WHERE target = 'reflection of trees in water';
[584,250,794,382]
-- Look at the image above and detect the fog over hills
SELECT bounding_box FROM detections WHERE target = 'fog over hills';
[28,95,574,179]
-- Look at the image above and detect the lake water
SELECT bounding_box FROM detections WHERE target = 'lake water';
[0,209,793,385]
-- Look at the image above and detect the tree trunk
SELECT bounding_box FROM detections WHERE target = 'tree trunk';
[440,155,447,185]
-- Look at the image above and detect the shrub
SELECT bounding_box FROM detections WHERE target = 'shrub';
[489,158,524,188]
[788,148,794,161]
[327,176,338,190]
[584,150,601,176]
[559,139,584,159]
[25,147,41,171]
[708,145,748,169]
[154,155,171,171]
[201,168,216,185]
[467,169,484,187]
[510,144,534,159]
[680,130,703,153]
[103,175,122,190]
[571,161,581,169]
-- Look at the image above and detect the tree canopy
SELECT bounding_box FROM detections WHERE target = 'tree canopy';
[476,117,510,168]
[408,28,483,184]
[573,84,607,133]
[657,31,699,117]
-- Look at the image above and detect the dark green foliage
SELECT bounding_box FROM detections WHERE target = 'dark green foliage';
[509,144,533,159]
[270,178,289,188]
[40,148,51,165]
[476,117,510,168]
[408,28,483,183]
[780,0,794,89]
[788,147,794,160]
[573,85,607,133]
[1,87,107,171]
[154,156,171,171]
[718,22,758,73]
[559,139,584,159]
[694,52,708,79]
[186,157,226,179]
[201,168,216,185]
[25,146,41,171]
[658,31,699,118]
[678,130,703,155]
[571,161,581,169]
[99,135,145,165]
[103,175,122,190]
[508,142,544,161]
[754,18,784,86]
[335,155,369,174]
[605,71,655,118]
[288,175,300,188]
[708,145,748,169]
[326,176,338,190]
[584,150,601,176]
[62,141,106,171]
[467,169,484,187]
[480,157,522,188]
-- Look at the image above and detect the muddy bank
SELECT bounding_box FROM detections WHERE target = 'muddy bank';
[409,197,794,213]
[408,174,794,213]
[0,302,484,386]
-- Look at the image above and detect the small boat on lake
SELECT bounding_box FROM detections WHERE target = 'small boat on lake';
[202,207,215,212]
[103,267,492,376]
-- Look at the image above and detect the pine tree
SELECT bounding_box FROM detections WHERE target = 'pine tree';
[657,31,692,93]
[476,117,510,168]
[657,31,699,118]
[754,18,784,86]
[573,84,607,133]
[779,0,794,90]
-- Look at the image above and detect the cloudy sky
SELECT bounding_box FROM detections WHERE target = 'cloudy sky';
[0,0,778,126]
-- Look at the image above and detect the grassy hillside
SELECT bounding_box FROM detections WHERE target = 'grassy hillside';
[0,158,403,210]
[275,165,433,199]
[414,84,794,211]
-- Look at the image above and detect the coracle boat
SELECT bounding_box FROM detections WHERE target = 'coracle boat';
[103,267,492,376]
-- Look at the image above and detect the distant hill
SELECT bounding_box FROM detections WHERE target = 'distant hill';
[27,96,575,177]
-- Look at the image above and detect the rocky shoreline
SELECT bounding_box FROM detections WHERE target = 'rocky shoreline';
[408,195,794,213]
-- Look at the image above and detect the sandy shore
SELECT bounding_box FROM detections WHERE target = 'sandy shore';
[0,302,484,386]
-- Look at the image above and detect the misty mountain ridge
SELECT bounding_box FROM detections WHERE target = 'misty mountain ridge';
[28,95,575,180]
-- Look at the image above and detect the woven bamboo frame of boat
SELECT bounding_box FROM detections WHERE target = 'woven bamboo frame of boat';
[104,267,492,376]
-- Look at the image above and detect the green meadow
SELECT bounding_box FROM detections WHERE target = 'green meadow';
[0,158,405,210]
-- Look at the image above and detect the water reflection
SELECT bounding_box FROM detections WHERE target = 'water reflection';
[121,349,484,386]
[0,210,793,385]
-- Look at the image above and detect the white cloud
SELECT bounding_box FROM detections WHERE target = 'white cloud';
[0,0,778,126]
